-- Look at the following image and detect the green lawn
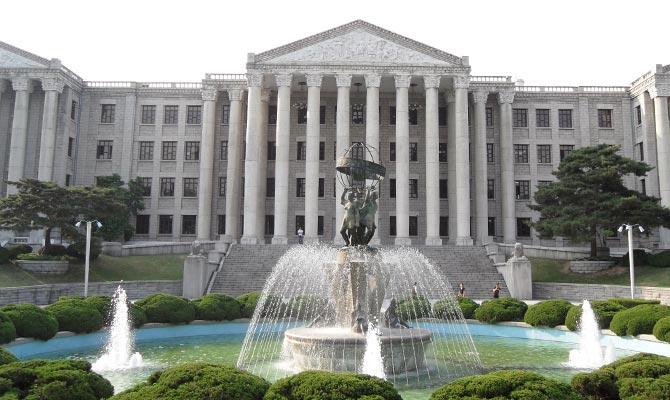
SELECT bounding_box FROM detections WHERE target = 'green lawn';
[0,254,185,288]
[531,257,670,287]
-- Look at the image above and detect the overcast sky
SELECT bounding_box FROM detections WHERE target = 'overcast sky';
[2,0,668,86]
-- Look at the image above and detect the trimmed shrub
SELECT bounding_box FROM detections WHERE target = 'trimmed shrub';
[620,249,649,266]
[264,370,401,400]
[7,244,33,260]
[608,297,660,308]
[0,247,10,264]
[524,299,573,327]
[0,348,17,365]
[618,375,670,399]
[571,369,618,400]
[238,292,260,318]
[284,295,329,321]
[397,296,432,320]
[647,250,670,268]
[45,298,104,334]
[0,312,16,345]
[654,316,670,342]
[434,297,478,320]
[130,304,147,328]
[1,304,58,340]
[565,300,626,331]
[135,294,195,324]
[110,363,268,400]
[609,304,670,336]
[38,245,68,257]
[193,294,241,321]
[66,236,102,262]
[431,369,582,400]
[474,298,528,324]
[0,359,113,400]
[82,296,112,323]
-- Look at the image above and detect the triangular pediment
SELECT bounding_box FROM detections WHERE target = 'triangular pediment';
[0,41,49,69]
[255,20,464,67]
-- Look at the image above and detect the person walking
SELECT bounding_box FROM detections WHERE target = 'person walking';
[492,282,501,299]
[297,227,304,244]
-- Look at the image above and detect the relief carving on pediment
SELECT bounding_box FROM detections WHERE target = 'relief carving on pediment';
[0,49,45,68]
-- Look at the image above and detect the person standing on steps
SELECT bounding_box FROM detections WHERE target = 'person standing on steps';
[492,282,501,299]
[297,227,304,244]
[458,282,465,298]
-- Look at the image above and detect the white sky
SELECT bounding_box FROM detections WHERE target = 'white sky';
[2,0,668,86]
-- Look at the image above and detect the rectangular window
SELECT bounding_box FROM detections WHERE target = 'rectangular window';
[439,143,447,163]
[409,108,418,125]
[182,215,197,235]
[295,215,305,233]
[512,108,527,127]
[183,178,198,197]
[318,178,325,198]
[268,105,277,125]
[184,141,200,161]
[219,177,226,197]
[296,178,305,197]
[138,177,152,197]
[537,144,552,164]
[96,140,113,159]
[558,109,573,128]
[68,137,74,157]
[409,179,418,199]
[641,178,646,195]
[162,141,177,160]
[135,215,150,235]
[598,109,612,128]
[218,215,226,235]
[409,216,418,236]
[538,180,552,187]
[297,141,306,160]
[514,144,529,163]
[635,105,642,125]
[559,145,574,161]
[352,104,365,125]
[486,107,494,127]
[389,142,396,162]
[389,216,397,236]
[100,104,115,123]
[141,105,156,124]
[220,141,228,160]
[65,174,71,186]
[487,179,495,199]
[318,215,324,236]
[390,106,396,125]
[164,105,179,124]
[487,143,495,163]
[267,141,276,161]
[158,215,173,235]
[241,177,244,197]
[160,177,175,197]
[186,105,202,124]
[439,216,449,237]
[488,217,496,237]
[438,107,447,126]
[536,109,550,127]
[515,180,530,200]
[222,104,230,125]
[297,106,307,124]
[439,179,448,199]
[636,142,645,161]
[319,141,325,161]
[517,218,531,237]
[70,100,77,120]
[320,105,326,125]
[267,178,275,198]
[409,142,418,162]
[389,178,396,198]
[139,141,154,160]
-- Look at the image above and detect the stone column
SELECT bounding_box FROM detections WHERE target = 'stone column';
[424,75,442,246]
[7,77,33,194]
[651,89,670,247]
[241,72,264,244]
[272,74,292,244]
[256,90,270,243]
[197,88,217,240]
[334,73,352,245]
[394,74,411,245]
[446,90,457,242]
[37,77,64,182]
[454,76,472,246]
[499,91,516,243]
[224,89,245,242]
[473,90,489,244]
[365,73,382,243]
[304,73,323,242]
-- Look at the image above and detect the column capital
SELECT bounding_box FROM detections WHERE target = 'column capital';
[649,86,670,99]
[394,74,411,88]
[453,75,470,89]
[228,89,244,102]
[445,89,456,103]
[365,73,381,88]
[497,90,515,104]
[305,73,323,87]
[201,88,218,102]
[335,73,352,88]
[11,77,32,92]
[41,77,64,93]
[472,90,489,104]
[423,75,440,89]
[275,73,293,88]
[246,72,263,87]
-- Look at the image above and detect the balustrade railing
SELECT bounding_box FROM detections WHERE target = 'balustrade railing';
[515,85,629,93]
[470,75,512,83]
[85,81,201,89]
[205,73,247,80]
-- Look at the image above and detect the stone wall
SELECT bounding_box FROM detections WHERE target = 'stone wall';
[101,241,215,256]
[533,282,670,305]
[0,280,182,306]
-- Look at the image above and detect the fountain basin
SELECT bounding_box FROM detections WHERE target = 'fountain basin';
[284,327,432,374]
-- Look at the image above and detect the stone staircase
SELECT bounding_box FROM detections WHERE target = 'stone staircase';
[210,244,508,299]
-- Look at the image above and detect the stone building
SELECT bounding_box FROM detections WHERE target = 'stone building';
[1,20,669,247]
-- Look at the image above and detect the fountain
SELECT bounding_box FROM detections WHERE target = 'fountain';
[92,286,143,372]
[567,299,615,369]
[237,143,482,387]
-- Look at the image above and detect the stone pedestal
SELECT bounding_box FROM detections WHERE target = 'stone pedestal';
[182,255,213,299]
[498,255,533,299]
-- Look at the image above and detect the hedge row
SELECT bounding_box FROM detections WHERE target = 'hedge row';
[621,249,670,268]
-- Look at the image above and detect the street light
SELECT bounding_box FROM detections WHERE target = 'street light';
[617,223,645,299]
[75,220,102,297]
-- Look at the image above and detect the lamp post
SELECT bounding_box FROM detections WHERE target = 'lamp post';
[75,220,102,297]
[617,223,645,299]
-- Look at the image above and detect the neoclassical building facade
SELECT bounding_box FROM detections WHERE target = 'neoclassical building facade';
[1,20,669,247]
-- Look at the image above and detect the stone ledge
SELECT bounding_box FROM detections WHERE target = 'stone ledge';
[15,260,70,274]
[569,260,615,273]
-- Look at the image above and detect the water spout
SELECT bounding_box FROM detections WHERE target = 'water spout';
[567,299,614,369]
[360,324,386,379]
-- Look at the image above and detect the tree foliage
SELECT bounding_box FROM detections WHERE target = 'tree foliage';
[530,144,670,257]
[94,174,145,241]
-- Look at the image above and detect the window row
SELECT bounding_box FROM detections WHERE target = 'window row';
[99,104,203,125]
[510,108,614,129]
[134,177,199,197]
[135,214,197,235]
[511,144,574,164]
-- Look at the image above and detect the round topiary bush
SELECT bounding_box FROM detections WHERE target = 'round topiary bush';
[81,296,112,322]
[564,300,626,331]
[397,296,432,320]
[647,250,670,268]
[434,297,478,320]
[431,369,582,400]
[7,244,33,260]
[524,299,573,327]
[571,368,619,400]
[264,370,402,400]
[110,363,269,400]
[135,294,196,324]
[654,317,670,342]
[609,304,670,336]
[1,304,58,340]
[474,298,528,324]
[607,297,660,309]
[0,311,16,345]
[193,294,241,321]
[0,348,17,365]
[45,298,104,334]
[0,359,113,400]
[130,303,147,328]
[238,292,261,318]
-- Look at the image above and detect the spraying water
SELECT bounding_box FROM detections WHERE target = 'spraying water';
[360,324,386,379]
[567,299,616,369]
[92,286,143,372]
